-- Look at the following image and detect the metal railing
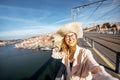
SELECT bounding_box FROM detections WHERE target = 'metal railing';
[84,36,120,74]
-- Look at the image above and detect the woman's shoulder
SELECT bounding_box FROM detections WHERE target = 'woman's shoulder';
[52,47,63,59]
[78,46,92,56]
[78,46,91,52]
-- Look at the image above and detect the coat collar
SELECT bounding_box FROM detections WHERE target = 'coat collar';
[74,45,81,59]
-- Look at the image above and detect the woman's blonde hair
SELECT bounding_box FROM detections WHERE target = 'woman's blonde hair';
[60,32,78,53]
[60,32,78,62]
[53,22,83,49]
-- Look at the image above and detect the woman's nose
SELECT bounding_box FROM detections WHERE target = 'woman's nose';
[69,37,73,40]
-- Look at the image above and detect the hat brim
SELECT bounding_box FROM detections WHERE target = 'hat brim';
[53,22,83,47]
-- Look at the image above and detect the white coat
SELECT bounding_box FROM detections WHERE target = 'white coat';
[52,45,118,80]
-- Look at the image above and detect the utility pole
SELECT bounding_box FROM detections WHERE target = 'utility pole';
[72,0,107,22]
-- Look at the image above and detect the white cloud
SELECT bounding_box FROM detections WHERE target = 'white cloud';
[52,18,71,25]
[0,4,42,12]
[0,16,37,23]
[0,4,52,21]
[0,25,60,40]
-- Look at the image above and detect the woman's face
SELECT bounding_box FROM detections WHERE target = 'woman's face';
[65,32,77,47]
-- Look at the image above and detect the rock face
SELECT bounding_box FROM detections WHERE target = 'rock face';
[0,42,6,46]
[0,40,19,47]
[15,34,55,50]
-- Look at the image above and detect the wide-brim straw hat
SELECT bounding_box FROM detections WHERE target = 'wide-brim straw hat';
[53,22,83,48]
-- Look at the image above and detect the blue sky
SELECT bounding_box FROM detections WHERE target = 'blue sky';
[0,0,120,40]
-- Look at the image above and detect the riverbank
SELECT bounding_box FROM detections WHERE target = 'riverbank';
[0,40,21,47]
[15,33,54,50]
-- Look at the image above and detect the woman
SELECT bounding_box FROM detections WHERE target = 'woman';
[52,22,118,80]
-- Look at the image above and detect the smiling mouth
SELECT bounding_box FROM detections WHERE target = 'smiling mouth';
[68,41,74,44]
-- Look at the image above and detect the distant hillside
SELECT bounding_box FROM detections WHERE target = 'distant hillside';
[15,33,54,50]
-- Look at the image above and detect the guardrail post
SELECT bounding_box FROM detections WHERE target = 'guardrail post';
[91,39,94,48]
[85,37,88,42]
[84,37,86,41]
[116,52,120,74]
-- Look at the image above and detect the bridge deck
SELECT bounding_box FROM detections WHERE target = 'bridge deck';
[79,38,120,79]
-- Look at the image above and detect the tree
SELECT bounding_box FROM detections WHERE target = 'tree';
[111,24,117,30]
[102,22,111,29]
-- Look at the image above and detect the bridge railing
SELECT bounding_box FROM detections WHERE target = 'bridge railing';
[84,36,120,74]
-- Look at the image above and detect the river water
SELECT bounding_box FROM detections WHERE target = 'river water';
[0,44,61,80]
